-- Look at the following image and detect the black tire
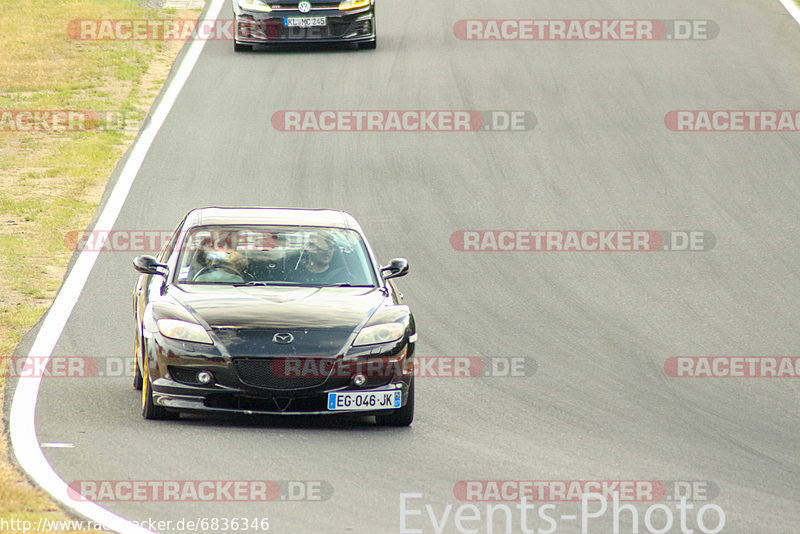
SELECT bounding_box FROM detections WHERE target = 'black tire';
[234,41,252,52]
[133,358,143,391]
[375,378,414,426]
[142,358,175,420]
[133,333,143,391]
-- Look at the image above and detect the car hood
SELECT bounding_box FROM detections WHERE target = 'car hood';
[170,285,387,357]
[173,285,386,329]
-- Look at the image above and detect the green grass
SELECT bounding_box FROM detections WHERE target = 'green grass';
[0,0,198,531]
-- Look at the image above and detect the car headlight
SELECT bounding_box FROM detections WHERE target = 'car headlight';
[338,0,370,10]
[157,319,213,345]
[238,0,272,12]
[353,323,405,346]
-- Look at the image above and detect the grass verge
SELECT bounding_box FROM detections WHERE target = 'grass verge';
[0,0,200,531]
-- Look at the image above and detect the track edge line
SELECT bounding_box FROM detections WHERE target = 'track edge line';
[7,0,227,532]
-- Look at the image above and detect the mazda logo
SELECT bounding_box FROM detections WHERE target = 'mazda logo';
[272,333,294,344]
[298,1,311,13]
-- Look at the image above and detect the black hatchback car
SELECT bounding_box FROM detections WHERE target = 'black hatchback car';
[132,207,414,426]
[232,0,376,51]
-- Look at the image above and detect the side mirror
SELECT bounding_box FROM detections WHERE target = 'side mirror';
[133,255,168,276]
[381,258,409,280]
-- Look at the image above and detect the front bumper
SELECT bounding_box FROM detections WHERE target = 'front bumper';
[232,3,375,45]
[152,380,410,416]
[145,332,413,416]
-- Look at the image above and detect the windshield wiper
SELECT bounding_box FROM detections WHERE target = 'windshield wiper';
[317,283,374,287]
[234,281,303,287]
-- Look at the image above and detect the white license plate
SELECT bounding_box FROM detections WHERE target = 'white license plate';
[327,390,402,411]
[285,17,327,28]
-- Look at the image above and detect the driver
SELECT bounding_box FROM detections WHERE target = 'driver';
[192,231,247,283]
[292,231,348,285]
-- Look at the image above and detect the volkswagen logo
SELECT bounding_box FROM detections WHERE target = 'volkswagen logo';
[272,332,294,344]
[297,1,311,13]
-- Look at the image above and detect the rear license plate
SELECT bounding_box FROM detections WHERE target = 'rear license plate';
[327,390,402,411]
[285,17,327,28]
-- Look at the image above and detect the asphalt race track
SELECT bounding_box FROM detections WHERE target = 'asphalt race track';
[7,0,800,533]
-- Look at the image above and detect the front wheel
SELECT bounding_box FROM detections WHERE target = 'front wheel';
[142,357,176,420]
[133,358,143,391]
[375,378,414,426]
[133,331,143,391]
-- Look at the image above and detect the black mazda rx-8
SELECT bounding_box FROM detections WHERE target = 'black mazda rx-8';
[132,207,414,426]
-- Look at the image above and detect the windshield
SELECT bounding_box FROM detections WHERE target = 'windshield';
[174,225,377,287]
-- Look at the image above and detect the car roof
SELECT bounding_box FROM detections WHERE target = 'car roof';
[183,207,362,232]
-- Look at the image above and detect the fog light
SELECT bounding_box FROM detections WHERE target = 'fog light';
[197,371,214,385]
[352,374,366,386]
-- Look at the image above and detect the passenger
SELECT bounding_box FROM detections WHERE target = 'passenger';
[292,231,348,285]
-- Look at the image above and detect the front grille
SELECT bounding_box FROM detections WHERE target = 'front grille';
[233,357,334,390]
[204,393,329,413]
[238,18,372,41]
[269,3,340,10]
[212,327,351,357]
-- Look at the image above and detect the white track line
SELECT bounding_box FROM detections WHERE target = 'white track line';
[9,0,225,532]
[780,0,800,24]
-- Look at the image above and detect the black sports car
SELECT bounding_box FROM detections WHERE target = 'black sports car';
[232,0,376,51]
[132,207,414,426]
